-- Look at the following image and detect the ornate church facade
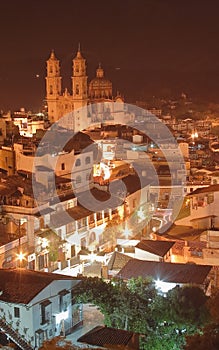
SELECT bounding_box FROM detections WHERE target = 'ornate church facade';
[45,47,124,131]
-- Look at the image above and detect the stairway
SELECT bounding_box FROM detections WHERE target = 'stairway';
[0,319,33,350]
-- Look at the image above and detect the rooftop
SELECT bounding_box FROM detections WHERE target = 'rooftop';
[77,325,138,349]
[117,259,212,285]
[0,268,79,304]
[107,251,133,271]
[188,184,219,196]
[135,240,175,257]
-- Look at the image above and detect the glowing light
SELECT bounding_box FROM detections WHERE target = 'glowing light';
[16,251,26,262]
[155,279,176,294]
[41,238,49,249]
[89,251,96,263]
[118,206,124,219]
[55,310,69,324]
[191,131,198,139]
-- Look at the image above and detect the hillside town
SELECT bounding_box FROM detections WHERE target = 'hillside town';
[0,43,218,349]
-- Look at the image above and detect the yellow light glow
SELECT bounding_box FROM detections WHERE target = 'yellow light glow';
[41,238,49,249]
[16,251,26,262]
[118,206,124,219]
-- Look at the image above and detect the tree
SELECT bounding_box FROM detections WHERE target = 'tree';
[164,285,209,330]
[143,285,210,350]
[207,289,219,324]
[73,278,211,350]
[74,276,157,334]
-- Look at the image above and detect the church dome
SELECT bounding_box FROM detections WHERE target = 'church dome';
[89,64,112,100]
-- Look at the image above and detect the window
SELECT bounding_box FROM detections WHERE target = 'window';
[40,300,51,325]
[85,156,91,164]
[76,176,81,184]
[38,255,45,270]
[207,193,214,204]
[14,307,20,318]
[71,245,75,257]
[75,159,81,167]
[67,200,74,209]
[59,290,69,312]
[61,163,65,170]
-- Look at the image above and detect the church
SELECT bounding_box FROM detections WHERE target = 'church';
[45,46,124,131]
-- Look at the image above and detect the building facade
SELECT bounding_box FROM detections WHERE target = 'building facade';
[45,48,126,131]
[0,269,82,349]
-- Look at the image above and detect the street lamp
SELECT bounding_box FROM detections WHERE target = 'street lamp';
[0,214,27,268]
[16,251,26,268]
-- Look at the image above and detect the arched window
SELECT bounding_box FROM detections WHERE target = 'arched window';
[75,159,81,167]
[85,156,91,164]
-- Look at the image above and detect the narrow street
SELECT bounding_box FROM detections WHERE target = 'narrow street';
[66,304,104,347]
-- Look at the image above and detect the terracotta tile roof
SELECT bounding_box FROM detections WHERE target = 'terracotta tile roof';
[107,251,133,271]
[121,174,150,194]
[35,207,55,216]
[77,326,138,348]
[49,192,76,205]
[135,240,175,257]
[50,210,79,228]
[188,184,219,196]
[117,259,212,285]
[77,187,122,212]
[0,268,79,304]
[162,224,204,238]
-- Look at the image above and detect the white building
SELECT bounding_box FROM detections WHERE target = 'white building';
[175,184,219,229]
[14,143,94,194]
[0,269,82,349]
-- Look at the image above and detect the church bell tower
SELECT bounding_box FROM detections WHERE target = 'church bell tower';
[72,45,87,105]
[46,50,62,123]
[72,45,88,131]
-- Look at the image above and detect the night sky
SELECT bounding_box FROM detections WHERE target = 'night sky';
[1,0,219,111]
